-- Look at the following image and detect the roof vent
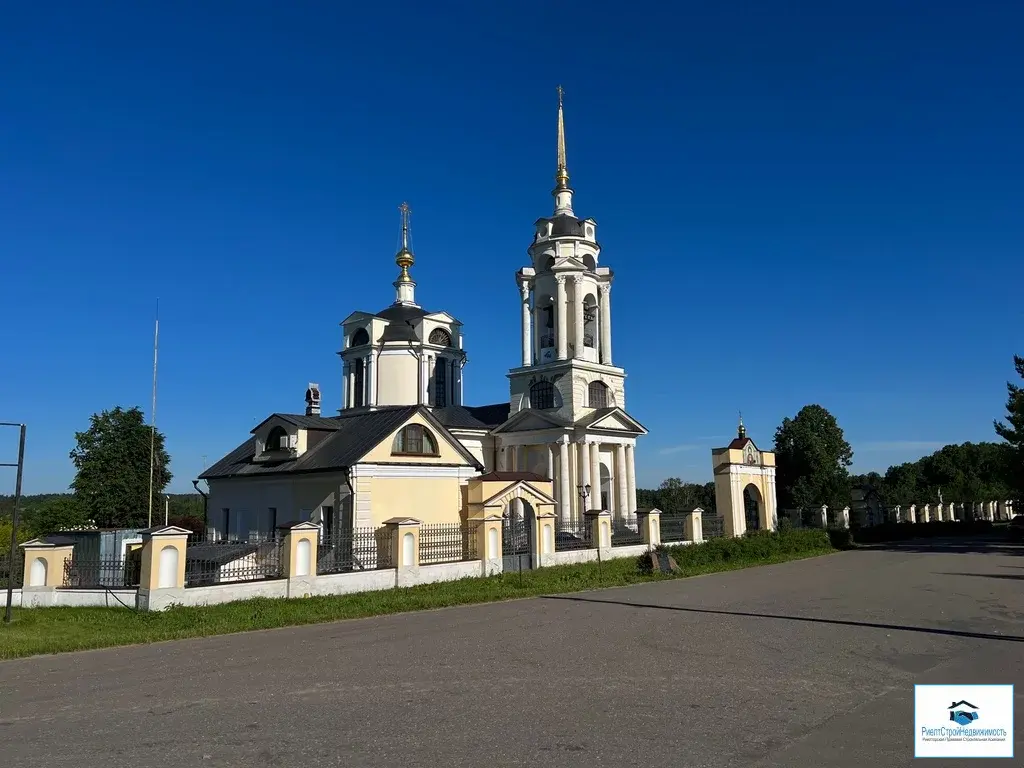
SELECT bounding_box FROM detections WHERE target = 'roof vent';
[305,383,321,416]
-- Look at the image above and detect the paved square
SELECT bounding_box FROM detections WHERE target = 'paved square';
[1,538,1021,767]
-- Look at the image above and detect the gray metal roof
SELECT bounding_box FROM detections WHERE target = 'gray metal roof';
[250,413,344,434]
[432,403,511,430]
[201,405,483,480]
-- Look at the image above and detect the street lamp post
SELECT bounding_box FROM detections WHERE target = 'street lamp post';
[2,422,27,624]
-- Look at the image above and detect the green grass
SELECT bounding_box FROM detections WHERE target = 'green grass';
[0,530,835,660]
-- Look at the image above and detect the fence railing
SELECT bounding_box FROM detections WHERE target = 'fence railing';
[555,518,592,551]
[702,512,725,539]
[63,557,141,589]
[660,514,688,542]
[0,554,24,588]
[318,527,393,573]
[419,522,478,565]
[611,516,644,547]
[184,539,284,588]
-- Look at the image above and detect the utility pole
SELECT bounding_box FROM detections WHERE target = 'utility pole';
[2,423,27,624]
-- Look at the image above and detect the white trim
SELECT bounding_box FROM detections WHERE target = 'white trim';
[119,536,143,563]
[352,463,481,480]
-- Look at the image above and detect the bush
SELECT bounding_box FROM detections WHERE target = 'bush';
[827,527,855,550]
[638,528,833,573]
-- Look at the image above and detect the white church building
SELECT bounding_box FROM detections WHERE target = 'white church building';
[200,92,651,542]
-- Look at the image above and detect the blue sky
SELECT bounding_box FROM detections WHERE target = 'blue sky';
[2,1,1022,495]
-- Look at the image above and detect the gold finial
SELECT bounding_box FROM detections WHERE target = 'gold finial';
[738,411,746,439]
[555,85,569,188]
[395,201,414,282]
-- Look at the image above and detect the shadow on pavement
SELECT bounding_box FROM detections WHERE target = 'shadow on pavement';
[856,537,1023,556]
[937,571,1024,582]
[541,595,1024,644]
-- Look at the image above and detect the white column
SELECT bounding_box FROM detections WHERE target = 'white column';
[452,360,460,409]
[341,363,350,409]
[579,440,592,510]
[615,443,628,522]
[625,444,636,515]
[590,441,602,511]
[572,275,585,359]
[498,445,507,471]
[547,444,555,481]
[599,283,612,365]
[520,282,532,367]
[364,354,374,407]
[418,353,427,405]
[555,275,568,360]
[558,437,571,523]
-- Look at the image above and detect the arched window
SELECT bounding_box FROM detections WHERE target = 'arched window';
[353,358,365,408]
[266,426,288,451]
[433,357,448,407]
[429,328,452,346]
[351,328,370,347]
[588,381,609,409]
[392,424,438,456]
[530,380,554,410]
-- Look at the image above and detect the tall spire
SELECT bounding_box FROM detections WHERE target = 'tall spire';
[552,85,574,215]
[393,202,417,306]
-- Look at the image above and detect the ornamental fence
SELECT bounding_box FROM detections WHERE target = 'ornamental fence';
[554,518,592,551]
[0,554,24,588]
[63,557,141,589]
[183,538,284,588]
[418,522,479,565]
[318,527,393,573]
[611,515,644,547]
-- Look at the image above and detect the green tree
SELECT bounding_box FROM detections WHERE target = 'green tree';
[994,354,1024,498]
[773,404,853,512]
[25,495,90,537]
[70,406,172,528]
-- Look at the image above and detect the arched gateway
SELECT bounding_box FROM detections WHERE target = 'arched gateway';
[465,472,557,571]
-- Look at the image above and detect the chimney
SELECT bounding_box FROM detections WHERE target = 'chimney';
[305,383,321,416]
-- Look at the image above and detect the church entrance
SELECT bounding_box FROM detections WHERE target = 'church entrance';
[502,499,535,572]
[743,484,762,532]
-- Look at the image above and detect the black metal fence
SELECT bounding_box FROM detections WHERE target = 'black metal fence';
[184,539,284,588]
[611,516,645,547]
[554,518,592,551]
[660,513,688,542]
[0,554,23,588]
[318,527,392,574]
[702,512,725,539]
[419,522,478,565]
[63,557,141,589]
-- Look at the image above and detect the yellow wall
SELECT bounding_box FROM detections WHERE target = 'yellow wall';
[361,411,473,466]
[377,351,420,406]
[366,476,464,525]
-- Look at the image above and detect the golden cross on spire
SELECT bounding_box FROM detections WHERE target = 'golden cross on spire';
[398,201,411,250]
[557,84,564,107]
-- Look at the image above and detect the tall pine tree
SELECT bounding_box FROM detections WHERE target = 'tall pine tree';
[993,354,1024,499]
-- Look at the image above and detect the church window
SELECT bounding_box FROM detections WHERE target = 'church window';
[351,328,370,347]
[392,424,439,456]
[434,357,448,407]
[265,426,288,451]
[353,358,365,407]
[530,380,554,410]
[588,381,609,409]
[429,328,452,346]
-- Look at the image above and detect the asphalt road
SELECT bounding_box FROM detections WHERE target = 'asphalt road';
[1,538,1022,768]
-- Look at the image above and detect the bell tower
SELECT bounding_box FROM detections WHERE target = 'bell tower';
[508,87,626,421]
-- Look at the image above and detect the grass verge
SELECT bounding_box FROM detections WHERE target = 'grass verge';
[0,529,834,660]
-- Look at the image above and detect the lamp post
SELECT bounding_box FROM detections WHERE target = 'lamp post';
[576,483,591,540]
[2,422,27,624]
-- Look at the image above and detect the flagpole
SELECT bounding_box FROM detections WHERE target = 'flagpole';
[148,299,160,528]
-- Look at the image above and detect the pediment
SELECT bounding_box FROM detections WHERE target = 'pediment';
[341,311,375,326]
[582,408,648,435]
[553,256,587,271]
[492,409,570,435]
[424,310,461,325]
[481,480,558,509]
